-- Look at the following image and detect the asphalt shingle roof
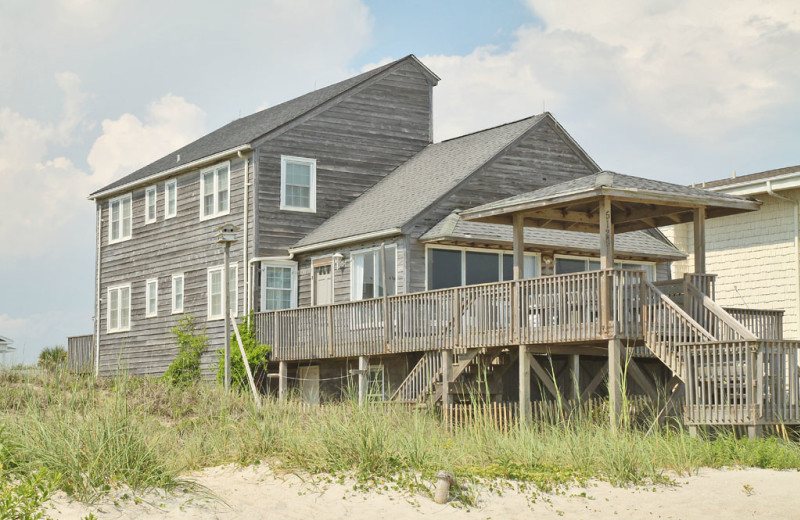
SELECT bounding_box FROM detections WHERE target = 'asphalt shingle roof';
[701,164,800,189]
[421,212,685,260]
[92,56,427,196]
[293,115,547,248]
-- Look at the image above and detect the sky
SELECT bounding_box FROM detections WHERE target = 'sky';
[1,0,798,364]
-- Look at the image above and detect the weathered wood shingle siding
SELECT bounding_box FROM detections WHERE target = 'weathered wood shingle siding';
[405,121,598,292]
[254,62,432,257]
[97,158,254,377]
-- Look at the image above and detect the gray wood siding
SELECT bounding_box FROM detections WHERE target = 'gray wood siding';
[295,237,406,307]
[254,61,432,257]
[96,157,254,377]
[406,121,598,292]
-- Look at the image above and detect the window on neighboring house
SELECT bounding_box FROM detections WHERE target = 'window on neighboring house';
[172,274,184,313]
[109,194,132,243]
[367,365,385,401]
[146,279,158,317]
[200,162,230,220]
[280,156,316,212]
[261,262,297,311]
[208,264,237,319]
[145,186,157,223]
[351,245,396,300]
[107,284,131,332]
[427,247,539,290]
[165,179,177,219]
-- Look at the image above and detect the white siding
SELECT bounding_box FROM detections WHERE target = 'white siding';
[662,190,799,339]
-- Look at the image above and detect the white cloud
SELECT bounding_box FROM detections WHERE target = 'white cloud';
[87,94,206,184]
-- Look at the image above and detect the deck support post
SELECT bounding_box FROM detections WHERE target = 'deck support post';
[441,349,454,409]
[278,361,287,403]
[519,344,531,423]
[599,196,615,337]
[358,356,368,406]
[693,207,706,275]
[747,425,762,440]
[608,339,624,430]
[569,354,580,403]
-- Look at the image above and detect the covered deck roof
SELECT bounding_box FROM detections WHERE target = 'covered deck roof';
[460,171,761,234]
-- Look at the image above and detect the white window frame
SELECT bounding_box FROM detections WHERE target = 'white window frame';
[350,245,398,301]
[145,278,158,317]
[171,273,184,314]
[260,261,298,311]
[367,365,385,401]
[424,245,541,290]
[107,283,131,333]
[199,161,231,221]
[280,155,317,213]
[208,263,238,320]
[164,179,177,219]
[145,185,157,224]
[108,193,132,244]
[553,254,655,279]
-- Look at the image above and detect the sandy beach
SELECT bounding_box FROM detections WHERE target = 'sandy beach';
[45,464,800,519]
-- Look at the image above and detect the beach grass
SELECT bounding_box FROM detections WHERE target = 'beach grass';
[1,368,800,517]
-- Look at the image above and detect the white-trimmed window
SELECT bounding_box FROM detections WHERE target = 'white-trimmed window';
[351,245,397,300]
[145,185,157,223]
[208,264,238,320]
[261,262,297,311]
[172,274,184,314]
[280,156,316,212]
[146,279,158,317]
[107,284,131,332]
[165,179,177,219]
[367,365,385,401]
[426,246,540,290]
[200,162,230,220]
[109,194,132,243]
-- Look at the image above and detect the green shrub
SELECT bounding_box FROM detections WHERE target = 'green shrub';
[163,315,208,388]
[37,346,66,371]
[216,313,271,391]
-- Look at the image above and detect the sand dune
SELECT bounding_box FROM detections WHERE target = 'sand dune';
[46,464,800,519]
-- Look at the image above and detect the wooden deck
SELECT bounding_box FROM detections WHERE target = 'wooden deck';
[253,269,796,428]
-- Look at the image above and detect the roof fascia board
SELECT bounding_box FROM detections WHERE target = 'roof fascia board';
[401,116,550,234]
[407,54,441,84]
[250,57,434,150]
[545,114,602,172]
[289,228,402,255]
[461,188,603,221]
[600,188,762,211]
[89,145,251,200]
[711,174,800,196]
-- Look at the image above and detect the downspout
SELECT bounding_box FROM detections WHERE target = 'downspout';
[94,202,102,377]
[766,180,800,337]
[238,151,250,314]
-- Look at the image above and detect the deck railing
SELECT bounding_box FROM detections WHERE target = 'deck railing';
[723,308,784,340]
[681,340,800,425]
[255,269,649,361]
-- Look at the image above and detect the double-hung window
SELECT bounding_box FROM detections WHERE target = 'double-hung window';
[107,284,131,332]
[200,162,230,220]
[145,186,157,223]
[109,194,132,243]
[208,264,237,320]
[280,156,316,212]
[261,262,297,311]
[172,274,184,314]
[351,245,396,300]
[146,279,158,317]
[165,179,177,219]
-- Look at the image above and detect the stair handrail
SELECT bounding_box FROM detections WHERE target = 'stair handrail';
[390,351,441,402]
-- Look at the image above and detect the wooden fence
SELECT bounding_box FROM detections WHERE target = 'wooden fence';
[255,269,647,361]
[67,334,93,373]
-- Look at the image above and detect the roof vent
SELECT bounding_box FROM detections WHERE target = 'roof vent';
[176,154,181,163]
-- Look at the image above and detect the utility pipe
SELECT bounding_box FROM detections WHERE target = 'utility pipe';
[94,202,102,376]
[238,151,250,314]
[766,180,800,337]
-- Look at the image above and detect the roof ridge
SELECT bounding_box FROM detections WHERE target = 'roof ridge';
[439,114,545,143]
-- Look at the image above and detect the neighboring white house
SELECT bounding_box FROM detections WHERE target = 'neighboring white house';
[662,165,800,339]
[0,335,15,365]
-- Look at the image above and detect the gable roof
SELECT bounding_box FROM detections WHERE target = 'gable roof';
[291,114,551,251]
[421,212,685,261]
[91,55,438,198]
